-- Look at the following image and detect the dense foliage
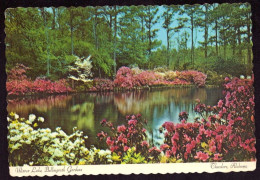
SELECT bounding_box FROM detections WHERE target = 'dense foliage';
[5,4,252,80]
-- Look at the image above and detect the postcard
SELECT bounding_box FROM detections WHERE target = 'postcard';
[5,3,256,176]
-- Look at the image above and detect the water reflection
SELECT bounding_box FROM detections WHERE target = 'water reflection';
[7,87,223,148]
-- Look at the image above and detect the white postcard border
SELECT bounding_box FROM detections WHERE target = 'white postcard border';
[10,161,256,177]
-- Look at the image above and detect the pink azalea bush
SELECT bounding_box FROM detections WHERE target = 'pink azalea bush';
[160,77,255,162]
[99,77,255,163]
[90,78,114,91]
[97,114,161,162]
[113,66,207,89]
[6,64,72,95]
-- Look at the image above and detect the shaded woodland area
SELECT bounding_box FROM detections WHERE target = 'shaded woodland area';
[5,4,252,80]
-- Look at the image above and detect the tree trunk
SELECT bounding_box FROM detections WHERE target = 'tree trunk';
[113,6,117,77]
[247,16,251,66]
[204,5,208,58]
[52,7,56,30]
[70,10,74,55]
[40,8,50,76]
[191,12,194,67]
[215,20,218,56]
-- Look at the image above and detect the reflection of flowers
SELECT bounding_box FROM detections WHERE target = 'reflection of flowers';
[7,95,72,116]
[114,88,208,115]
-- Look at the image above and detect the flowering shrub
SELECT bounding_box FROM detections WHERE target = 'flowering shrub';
[97,114,163,163]
[160,77,255,162]
[90,78,114,91]
[6,64,72,95]
[114,66,135,89]
[114,67,207,89]
[7,112,116,166]
[177,70,207,87]
[68,55,93,83]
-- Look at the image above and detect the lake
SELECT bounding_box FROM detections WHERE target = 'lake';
[7,87,223,148]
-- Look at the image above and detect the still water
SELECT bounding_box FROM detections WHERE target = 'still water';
[7,87,223,147]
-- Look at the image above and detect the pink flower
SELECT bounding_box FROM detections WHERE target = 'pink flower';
[124,146,129,151]
[217,100,223,108]
[131,115,136,120]
[160,144,170,151]
[194,151,209,162]
[213,153,223,161]
[209,145,216,153]
[148,146,161,153]
[106,137,114,146]
[162,122,175,133]
[142,128,146,133]
[117,125,127,133]
[110,146,119,152]
[171,146,177,155]
[128,119,137,126]
[141,141,149,148]
[100,119,107,126]
[97,131,107,140]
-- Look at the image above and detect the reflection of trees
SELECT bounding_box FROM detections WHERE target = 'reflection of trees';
[7,95,72,117]
[70,102,95,131]
[114,88,207,115]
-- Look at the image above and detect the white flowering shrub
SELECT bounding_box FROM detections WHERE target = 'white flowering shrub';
[7,113,114,166]
[68,55,93,83]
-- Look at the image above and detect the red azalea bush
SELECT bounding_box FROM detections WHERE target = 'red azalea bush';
[160,77,255,162]
[90,78,114,91]
[6,64,72,95]
[97,114,160,160]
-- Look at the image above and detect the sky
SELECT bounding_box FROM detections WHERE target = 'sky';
[155,6,205,49]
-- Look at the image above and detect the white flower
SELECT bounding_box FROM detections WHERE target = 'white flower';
[53,149,64,158]
[69,153,75,159]
[98,150,106,156]
[41,136,50,142]
[25,140,31,145]
[49,132,58,138]
[7,117,11,122]
[29,162,34,166]
[56,127,61,132]
[73,127,77,132]
[11,143,22,150]
[14,114,19,119]
[84,135,88,139]
[58,130,67,137]
[28,114,36,122]
[38,117,44,123]
[45,128,51,133]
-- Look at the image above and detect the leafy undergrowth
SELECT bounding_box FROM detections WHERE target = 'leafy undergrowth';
[6,64,73,96]
[7,77,255,165]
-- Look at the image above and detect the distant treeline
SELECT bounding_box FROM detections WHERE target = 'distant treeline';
[5,3,252,80]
